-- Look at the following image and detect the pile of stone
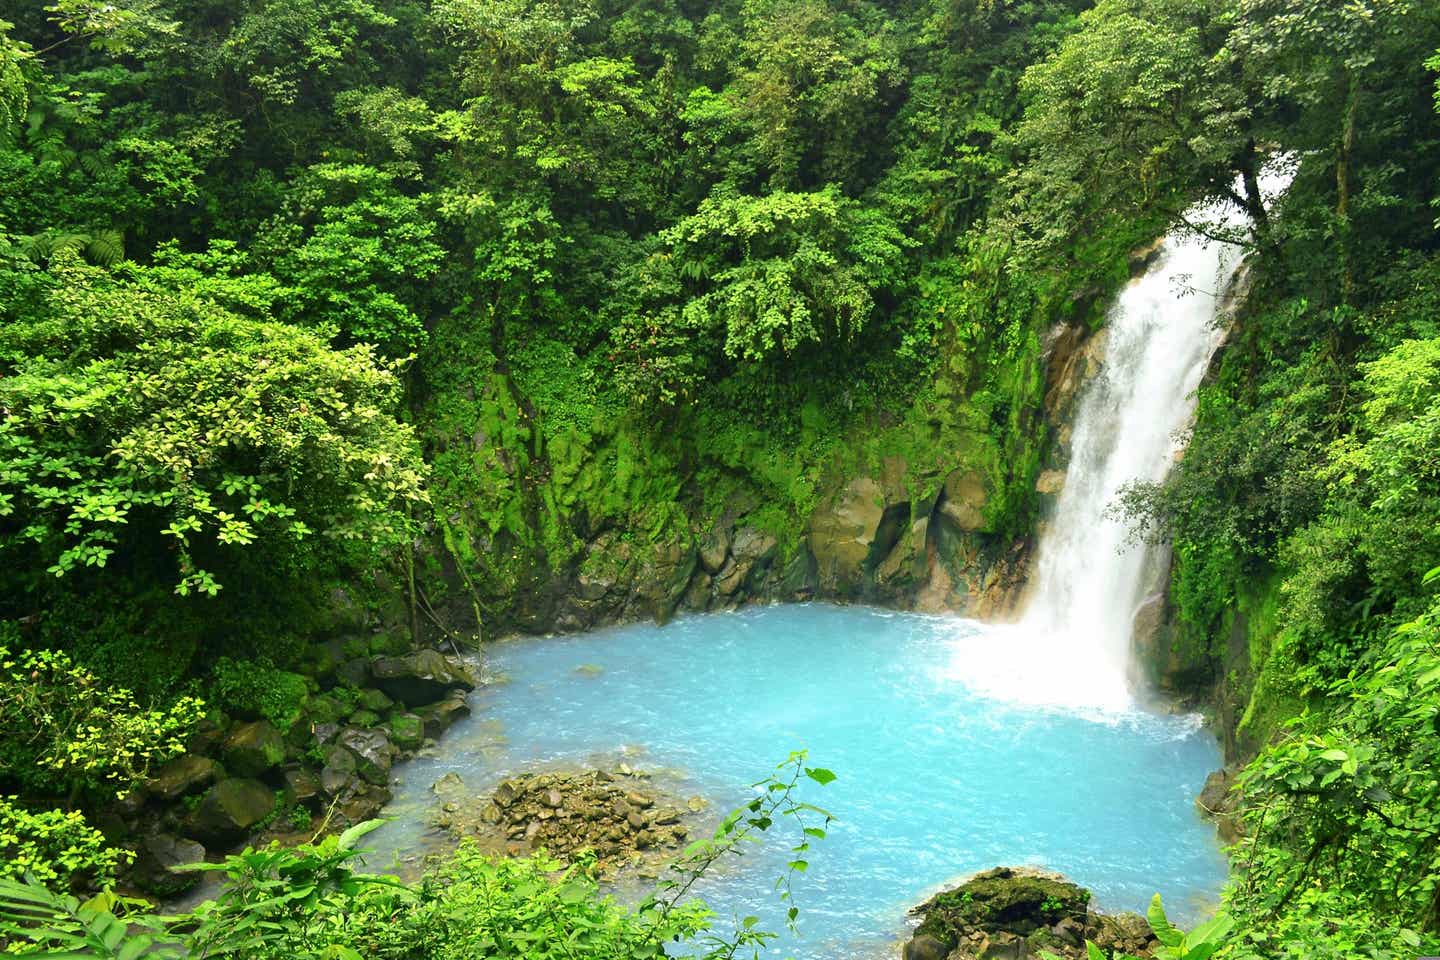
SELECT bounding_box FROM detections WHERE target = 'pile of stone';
[903,867,1159,960]
[433,769,698,873]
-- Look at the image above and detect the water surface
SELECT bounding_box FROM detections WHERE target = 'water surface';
[369,604,1227,959]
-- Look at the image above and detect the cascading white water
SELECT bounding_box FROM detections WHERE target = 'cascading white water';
[948,178,1287,714]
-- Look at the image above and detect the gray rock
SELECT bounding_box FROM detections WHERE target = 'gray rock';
[337,726,394,785]
[147,754,219,801]
[190,779,275,840]
[416,691,471,739]
[223,720,285,778]
[371,649,476,707]
[284,767,322,803]
[132,833,206,897]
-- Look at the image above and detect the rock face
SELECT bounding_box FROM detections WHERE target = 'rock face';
[372,649,476,706]
[809,477,888,593]
[905,867,1158,960]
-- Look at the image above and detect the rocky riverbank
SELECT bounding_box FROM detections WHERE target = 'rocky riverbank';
[903,867,1159,960]
[125,643,480,898]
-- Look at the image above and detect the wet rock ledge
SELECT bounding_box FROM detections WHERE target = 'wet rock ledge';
[431,768,706,879]
[903,867,1158,960]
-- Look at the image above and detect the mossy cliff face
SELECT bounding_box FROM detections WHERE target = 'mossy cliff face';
[415,274,1114,639]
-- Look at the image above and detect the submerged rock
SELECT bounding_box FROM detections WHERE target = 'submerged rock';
[905,866,1158,960]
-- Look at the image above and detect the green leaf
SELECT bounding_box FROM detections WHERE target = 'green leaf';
[804,767,837,786]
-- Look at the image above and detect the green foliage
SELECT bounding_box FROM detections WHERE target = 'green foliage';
[0,633,202,803]
[0,755,835,958]
[210,657,310,732]
[0,256,427,597]
[0,798,125,890]
[1222,599,1440,957]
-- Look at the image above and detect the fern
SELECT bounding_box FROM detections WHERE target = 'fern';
[0,876,182,958]
[21,229,125,267]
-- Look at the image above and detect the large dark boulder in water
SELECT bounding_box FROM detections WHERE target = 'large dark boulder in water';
[905,866,1157,959]
[188,779,275,841]
[371,649,475,706]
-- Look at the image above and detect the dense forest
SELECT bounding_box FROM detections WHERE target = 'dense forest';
[2,0,1439,956]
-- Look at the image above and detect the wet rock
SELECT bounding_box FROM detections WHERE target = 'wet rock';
[284,767,322,804]
[336,726,394,785]
[306,693,347,726]
[189,779,275,841]
[372,649,476,707]
[416,692,471,739]
[132,834,206,898]
[146,754,219,801]
[223,721,285,778]
[320,745,358,795]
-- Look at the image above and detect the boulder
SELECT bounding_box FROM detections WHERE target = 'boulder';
[336,657,371,689]
[284,767,322,804]
[306,693,346,726]
[416,691,471,739]
[730,526,777,564]
[336,726,394,786]
[902,934,949,960]
[189,779,275,840]
[698,527,730,574]
[146,754,219,801]
[132,833,206,898]
[371,649,476,707]
[905,867,1109,960]
[222,721,285,778]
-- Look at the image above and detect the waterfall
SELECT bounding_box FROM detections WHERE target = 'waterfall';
[948,179,1286,715]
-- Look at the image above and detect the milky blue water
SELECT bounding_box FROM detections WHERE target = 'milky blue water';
[368,604,1227,958]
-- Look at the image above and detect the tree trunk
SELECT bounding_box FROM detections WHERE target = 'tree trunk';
[1336,70,1358,304]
